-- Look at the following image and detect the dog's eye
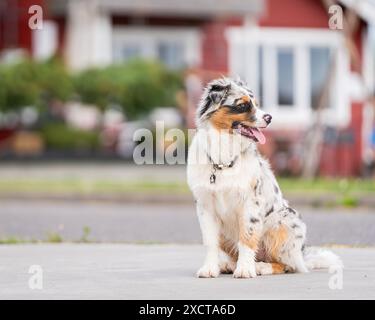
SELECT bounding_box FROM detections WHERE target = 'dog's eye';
[234,103,251,113]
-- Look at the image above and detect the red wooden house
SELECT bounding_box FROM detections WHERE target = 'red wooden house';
[0,0,374,176]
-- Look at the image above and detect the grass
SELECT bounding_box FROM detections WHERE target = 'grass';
[79,226,91,243]
[0,178,188,194]
[277,178,375,194]
[0,177,373,195]
[46,232,63,243]
[0,227,93,245]
[0,233,63,244]
[0,177,373,208]
[0,236,26,244]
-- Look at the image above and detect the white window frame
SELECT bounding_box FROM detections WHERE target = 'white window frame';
[112,26,201,68]
[226,27,351,128]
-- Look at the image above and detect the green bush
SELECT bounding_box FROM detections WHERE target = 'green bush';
[0,58,183,123]
[74,59,183,119]
[39,123,99,151]
[0,58,73,111]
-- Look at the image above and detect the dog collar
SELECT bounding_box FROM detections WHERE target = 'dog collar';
[206,153,238,184]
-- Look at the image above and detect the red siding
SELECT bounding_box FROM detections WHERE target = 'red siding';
[350,102,364,175]
[201,20,228,72]
[259,0,329,28]
[318,102,364,177]
[258,0,368,177]
[200,18,242,73]
[0,0,44,52]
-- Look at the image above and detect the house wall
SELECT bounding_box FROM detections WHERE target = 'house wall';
[255,0,367,177]
[0,0,43,53]
[1,0,369,176]
[200,19,241,72]
[259,0,329,28]
[111,15,242,73]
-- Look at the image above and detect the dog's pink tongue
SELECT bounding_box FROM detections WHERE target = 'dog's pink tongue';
[252,128,266,144]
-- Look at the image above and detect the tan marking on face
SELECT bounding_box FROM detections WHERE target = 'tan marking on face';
[209,107,256,131]
[239,95,250,104]
[262,225,289,261]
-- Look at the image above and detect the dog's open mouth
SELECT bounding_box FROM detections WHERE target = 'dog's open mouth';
[234,123,266,144]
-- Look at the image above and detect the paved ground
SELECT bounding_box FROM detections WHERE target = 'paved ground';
[1,200,374,245]
[0,163,186,182]
[0,244,373,299]
[1,164,373,300]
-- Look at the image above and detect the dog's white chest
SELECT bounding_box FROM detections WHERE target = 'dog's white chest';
[212,188,240,217]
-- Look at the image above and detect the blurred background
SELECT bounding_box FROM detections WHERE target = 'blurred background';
[0,0,374,246]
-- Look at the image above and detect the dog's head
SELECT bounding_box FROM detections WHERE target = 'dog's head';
[196,77,272,144]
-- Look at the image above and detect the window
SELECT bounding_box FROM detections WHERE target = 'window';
[157,42,184,69]
[227,27,350,126]
[112,27,200,69]
[121,44,141,61]
[277,48,294,106]
[309,47,331,110]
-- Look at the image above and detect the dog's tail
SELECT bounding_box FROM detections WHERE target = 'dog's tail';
[303,247,343,270]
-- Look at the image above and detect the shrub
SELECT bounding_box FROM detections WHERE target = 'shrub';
[0,58,183,120]
[74,59,183,119]
[0,58,73,112]
[39,122,99,151]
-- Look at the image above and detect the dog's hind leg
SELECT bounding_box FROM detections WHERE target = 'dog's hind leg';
[261,207,309,273]
[255,262,286,275]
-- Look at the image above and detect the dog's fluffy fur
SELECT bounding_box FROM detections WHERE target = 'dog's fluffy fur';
[187,77,343,278]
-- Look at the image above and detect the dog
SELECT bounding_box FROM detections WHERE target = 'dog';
[187,77,342,278]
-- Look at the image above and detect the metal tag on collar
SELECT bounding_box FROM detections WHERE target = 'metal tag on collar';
[210,173,216,184]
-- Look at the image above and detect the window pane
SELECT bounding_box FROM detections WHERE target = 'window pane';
[157,42,184,69]
[277,48,294,106]
[122,45,141,60]
[310,47,331,109]
[113,44,140,62]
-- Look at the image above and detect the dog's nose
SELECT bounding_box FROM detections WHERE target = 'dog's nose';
[263,114,272,124]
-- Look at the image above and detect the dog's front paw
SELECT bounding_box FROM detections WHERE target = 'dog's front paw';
[233,264,257,279]
[196,264,220,278]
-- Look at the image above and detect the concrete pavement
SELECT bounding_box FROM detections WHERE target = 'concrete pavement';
[0,244,373,299]
[0,163,186,182]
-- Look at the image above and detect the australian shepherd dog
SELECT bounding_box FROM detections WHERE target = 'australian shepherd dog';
[187,77,342,278]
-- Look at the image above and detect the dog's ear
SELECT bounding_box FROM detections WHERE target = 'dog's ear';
[208,83,230,104]
[208,83,230,103]
[197,81,231,121]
